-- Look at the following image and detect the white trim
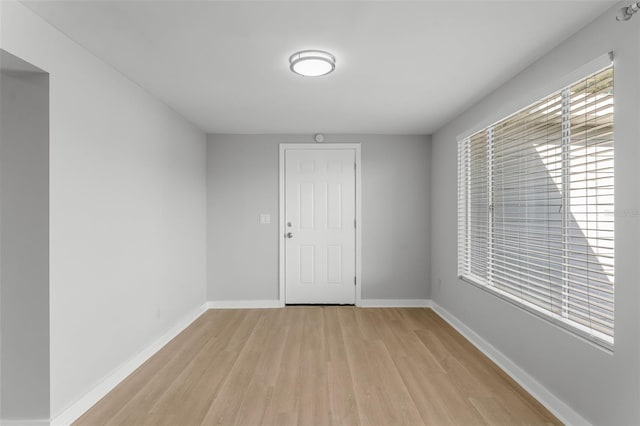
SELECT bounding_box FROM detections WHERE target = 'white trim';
[206,300,281,309]
[278,144,286,307]
[430,302,591,426]
[49,303,208,426]
[359,299,432,308]
[278,143,362,307]
[354,146,362,307]
[22,299,583,426]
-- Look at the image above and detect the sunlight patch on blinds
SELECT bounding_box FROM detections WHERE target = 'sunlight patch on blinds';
[458,66,614,348]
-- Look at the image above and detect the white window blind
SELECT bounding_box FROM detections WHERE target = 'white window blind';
[458,65,614,348]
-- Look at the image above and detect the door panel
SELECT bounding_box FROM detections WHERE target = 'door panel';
[285,148,356,304]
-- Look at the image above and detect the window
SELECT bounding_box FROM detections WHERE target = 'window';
[458,65,614,348]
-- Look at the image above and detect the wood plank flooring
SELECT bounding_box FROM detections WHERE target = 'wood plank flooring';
[74,308,561,426]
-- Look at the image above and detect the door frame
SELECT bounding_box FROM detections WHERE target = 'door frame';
[279,143,362,307]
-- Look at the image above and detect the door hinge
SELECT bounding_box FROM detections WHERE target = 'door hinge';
[354,219,356,228]
[354,276,357,286]
[354,162,356,171]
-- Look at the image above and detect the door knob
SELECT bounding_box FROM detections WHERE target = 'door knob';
[286,232,294,239]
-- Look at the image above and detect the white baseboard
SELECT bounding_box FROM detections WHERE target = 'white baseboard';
[49,303,208,426]
[20,298,585,426]
[206,300,282,309]
[359,299,432,308]
[430,302,590,426]
[207,300,432,309]
[40,298,584,425]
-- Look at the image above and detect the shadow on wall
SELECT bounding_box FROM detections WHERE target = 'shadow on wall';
[0,49,51,421]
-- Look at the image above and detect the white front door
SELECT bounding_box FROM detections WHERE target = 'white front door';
[284,148,356,304]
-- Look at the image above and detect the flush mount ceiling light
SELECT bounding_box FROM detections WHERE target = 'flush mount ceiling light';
[289,50,336,77]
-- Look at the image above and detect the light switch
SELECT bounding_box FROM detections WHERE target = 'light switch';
[259,213,271,225]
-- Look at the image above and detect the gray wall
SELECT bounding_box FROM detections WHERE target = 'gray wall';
[430,3,639,425]
[0,51,50,421]
[1,3,208,417]
[207,134,431,302]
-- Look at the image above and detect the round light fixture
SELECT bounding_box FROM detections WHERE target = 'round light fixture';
[289,50,336,77]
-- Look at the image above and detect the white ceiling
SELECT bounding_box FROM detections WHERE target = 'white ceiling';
[23,1,615,135]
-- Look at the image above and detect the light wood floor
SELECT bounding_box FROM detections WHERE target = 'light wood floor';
[74,307,561,426]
